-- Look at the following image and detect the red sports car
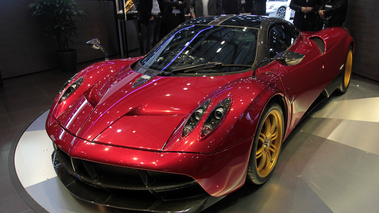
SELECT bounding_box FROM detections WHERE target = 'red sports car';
[46,15,354,212]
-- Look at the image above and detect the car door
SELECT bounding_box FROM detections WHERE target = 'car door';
[265,23,325,131]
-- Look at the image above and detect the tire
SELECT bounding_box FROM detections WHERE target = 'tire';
[247,103,284,185]
[337,47,353,94]
[277,7,286,19]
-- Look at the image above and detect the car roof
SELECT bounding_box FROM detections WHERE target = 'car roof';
[180,15,294,67]
[182,15,273,29]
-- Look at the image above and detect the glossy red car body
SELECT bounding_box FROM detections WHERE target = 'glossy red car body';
[46,15,353,211]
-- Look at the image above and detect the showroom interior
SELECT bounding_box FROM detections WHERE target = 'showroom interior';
[1,0,379,212]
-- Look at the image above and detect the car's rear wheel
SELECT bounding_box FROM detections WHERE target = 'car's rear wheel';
[277,7,286,19]
[247,103,284,185]
[338,47,353,94]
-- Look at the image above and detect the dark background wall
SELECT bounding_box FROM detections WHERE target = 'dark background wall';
[0,0,378,82]
[345,0,379,82]
[0,0,120,78]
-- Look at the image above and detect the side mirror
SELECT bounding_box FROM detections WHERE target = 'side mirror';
[86,38,109,61]
[275,51,304,66]
[252,51,305,78]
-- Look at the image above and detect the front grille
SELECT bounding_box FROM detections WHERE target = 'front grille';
[52,147,224,212]
[54,148,205,199]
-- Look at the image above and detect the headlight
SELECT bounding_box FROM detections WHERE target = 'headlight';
[202,98,231,136]
[183,100,211,136]
[60,77,83,102]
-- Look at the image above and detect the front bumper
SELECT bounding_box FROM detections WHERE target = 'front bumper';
[53,148,222,212]
[47,114,253,211]
[266,10,277,17]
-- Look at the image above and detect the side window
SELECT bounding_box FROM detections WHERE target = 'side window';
[269,24,299,58]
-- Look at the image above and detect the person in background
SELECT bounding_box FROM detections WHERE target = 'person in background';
[161,0,188,36]
[244,0,253,13]
[290,0,323,31]
[192,0,222,17]
[187,0,195,18]
[223,0,239,14]
[318,0,348,28]
[250,0,266,15]
[138,0,164,53]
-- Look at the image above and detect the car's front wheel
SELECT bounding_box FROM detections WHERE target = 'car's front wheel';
[247,103,284,185]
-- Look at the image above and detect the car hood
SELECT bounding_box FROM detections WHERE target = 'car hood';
[51,63,246,151]
[266,2,286,9]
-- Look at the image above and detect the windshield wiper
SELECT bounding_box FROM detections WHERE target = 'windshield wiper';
[162,62,253,75]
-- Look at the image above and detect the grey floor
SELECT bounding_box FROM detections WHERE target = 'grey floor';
[1,67,379,212]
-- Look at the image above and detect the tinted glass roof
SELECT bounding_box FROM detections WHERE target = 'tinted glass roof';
[182,15,265,29]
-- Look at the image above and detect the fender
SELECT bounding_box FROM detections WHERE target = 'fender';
[49,58,141,119]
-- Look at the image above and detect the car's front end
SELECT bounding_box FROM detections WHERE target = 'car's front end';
[266,0,287,18]
[50,126,251,212]
[46,69,260,211]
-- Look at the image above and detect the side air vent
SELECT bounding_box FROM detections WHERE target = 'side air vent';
[309,37,326,54]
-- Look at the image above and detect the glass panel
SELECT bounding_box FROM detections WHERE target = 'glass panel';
[269,24,298,58]
[140,25,258,73]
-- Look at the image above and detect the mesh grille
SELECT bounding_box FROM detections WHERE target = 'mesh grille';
[56,148,201,193]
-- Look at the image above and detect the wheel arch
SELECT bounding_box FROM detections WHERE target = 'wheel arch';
[264,94,288,137]
[243,93,288,161]
[323,42,354,97]
[245,94,287,185]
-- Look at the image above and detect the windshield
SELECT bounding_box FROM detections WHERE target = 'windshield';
[139,25,258,74]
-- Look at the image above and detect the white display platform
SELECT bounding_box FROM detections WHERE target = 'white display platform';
[13,111,127,213]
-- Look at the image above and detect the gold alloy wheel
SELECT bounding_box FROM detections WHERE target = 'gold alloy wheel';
[255,109,283,178]
[344,49,353,88]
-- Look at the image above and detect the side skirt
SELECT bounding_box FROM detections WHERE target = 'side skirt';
[323,72,343,98]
